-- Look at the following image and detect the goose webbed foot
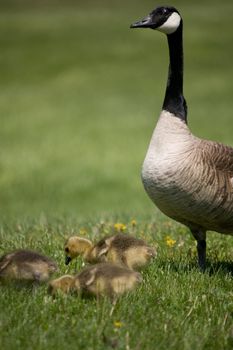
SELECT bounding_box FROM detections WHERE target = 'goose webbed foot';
[190,229,206,271]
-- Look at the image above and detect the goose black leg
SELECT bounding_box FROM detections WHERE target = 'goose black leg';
[190,229,206,271]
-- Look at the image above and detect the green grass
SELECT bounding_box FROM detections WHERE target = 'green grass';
[0,218,233,350]
[0,0,233,349]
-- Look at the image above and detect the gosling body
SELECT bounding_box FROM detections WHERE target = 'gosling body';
[74,263,142,298]
[48,263,142,298]
[0,249,58,282]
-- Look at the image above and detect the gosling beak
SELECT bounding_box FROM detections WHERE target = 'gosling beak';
[65,256,72,265]
[130,15,153,29]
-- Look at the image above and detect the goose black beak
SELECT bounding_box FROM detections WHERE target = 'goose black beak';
[130,15,153,28]
[65,256,72,265]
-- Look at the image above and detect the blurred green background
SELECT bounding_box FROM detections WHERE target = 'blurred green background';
[0,0,233,220]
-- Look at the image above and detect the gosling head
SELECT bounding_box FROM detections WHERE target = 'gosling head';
[130,6,181,35]
[64,236,93,265]
[48,275,75,296]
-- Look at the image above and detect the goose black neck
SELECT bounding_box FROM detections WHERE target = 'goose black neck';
[162,21,187,122]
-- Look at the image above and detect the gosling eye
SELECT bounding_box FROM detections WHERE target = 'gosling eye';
[65,247,69,253]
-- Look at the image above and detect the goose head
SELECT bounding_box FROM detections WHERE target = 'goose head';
[130,6,181,35]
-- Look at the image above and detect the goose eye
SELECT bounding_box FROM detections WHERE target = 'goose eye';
[65,247,69,253]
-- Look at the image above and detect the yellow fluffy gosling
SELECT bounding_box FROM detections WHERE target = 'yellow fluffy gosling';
[49,263,142,298]
[64,234,156,270]
[0,249,58,283]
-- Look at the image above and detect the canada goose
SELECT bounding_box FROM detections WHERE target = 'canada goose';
[131,6,233,270]
[64,234,156,270]
[0,249,58,282]
[74,263,142,298]
[48,275,75,295]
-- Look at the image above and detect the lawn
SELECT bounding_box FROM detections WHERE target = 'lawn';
[0,0,233,349]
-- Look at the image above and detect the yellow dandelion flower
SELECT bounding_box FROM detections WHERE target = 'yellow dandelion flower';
[114,321,123,328]
[165,236,176,247]
[114,223,126,232]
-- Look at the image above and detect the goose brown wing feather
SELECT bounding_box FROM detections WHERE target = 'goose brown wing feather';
[200,140,233,177]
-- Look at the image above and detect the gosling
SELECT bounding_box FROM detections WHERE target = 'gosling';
[64,234,156,270]
[0,249,58,283]
[49,263,142,298]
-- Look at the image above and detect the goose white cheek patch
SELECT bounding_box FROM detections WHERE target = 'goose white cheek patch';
[157,12,181,34]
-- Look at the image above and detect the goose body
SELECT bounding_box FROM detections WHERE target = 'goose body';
[64,234,156,270]
[0,249,58,282]
[142,110,233,233]
[131,6,233,269]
